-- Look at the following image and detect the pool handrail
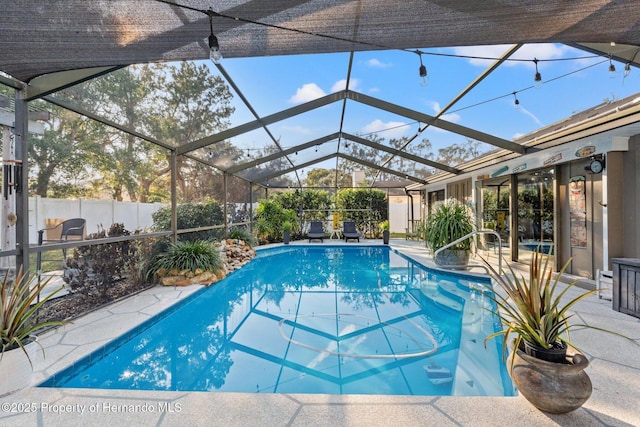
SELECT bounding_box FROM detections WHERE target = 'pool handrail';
[433,229,502,273]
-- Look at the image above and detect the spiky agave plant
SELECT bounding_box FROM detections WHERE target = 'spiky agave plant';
[482,248,631,362]
[1,268,67,366]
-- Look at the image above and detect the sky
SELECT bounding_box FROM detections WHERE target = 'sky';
[202,43,640,180]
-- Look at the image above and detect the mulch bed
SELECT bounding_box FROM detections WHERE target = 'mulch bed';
[36,280,153,324]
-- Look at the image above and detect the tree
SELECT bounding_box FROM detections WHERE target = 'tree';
[54,62,236,203]
[28,105,94,197]
[304,168,351,188]
[435,138,485,167]
[147,62,235,202]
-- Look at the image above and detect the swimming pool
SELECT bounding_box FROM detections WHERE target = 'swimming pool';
[41,246,513,396]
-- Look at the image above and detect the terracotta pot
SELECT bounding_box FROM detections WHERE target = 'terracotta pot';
[509,340,592,414]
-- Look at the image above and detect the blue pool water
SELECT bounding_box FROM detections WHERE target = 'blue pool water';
[41,246,513,396]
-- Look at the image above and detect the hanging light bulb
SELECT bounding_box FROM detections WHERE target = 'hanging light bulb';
[608,54,617,78]
[208,11,222,64]
[513,92,520,107]
[417,51,429,86]
[533,58,542,88]
[624,62,632,78]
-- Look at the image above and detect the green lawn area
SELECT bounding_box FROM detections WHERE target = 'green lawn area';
[29,249,66,273]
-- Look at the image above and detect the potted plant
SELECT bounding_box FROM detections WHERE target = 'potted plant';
[482,249,634,414]
[282,221,292,245]
[424,199,474,268]
[1,268,66,396]
[380,220,390,244]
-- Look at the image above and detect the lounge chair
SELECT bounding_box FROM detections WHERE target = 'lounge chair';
[342,221,360,242]
[307,220,325,242]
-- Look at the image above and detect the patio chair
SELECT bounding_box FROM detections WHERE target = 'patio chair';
[307,220,325,242]
[342,221,360,242]
[36,218,86,270]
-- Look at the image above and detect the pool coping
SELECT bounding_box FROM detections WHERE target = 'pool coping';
[2,239,639,426]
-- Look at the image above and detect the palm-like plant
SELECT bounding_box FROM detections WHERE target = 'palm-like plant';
[1,268,67,366]
[424,199,474,251]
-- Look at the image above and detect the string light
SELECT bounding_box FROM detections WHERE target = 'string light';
[624,62,632,77]
[608,54,617,78]
[533,58,542,87]
[513,92,520,107]
[207,10,222,64]
[417,51,428,86]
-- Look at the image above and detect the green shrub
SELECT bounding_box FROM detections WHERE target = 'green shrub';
[227,227,254,246]
[152,199,224,242]
[254,199,298,243]
[336,188,387,236]
[64,223,137,300]
[153,240,223,275]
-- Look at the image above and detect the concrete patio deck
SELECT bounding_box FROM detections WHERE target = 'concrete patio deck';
[1,239,639,426]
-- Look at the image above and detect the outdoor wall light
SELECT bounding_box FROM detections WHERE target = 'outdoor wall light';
[208,11,222,64]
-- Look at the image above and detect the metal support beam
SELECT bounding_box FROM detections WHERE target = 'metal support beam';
[338,153,427,184]
[249,183,254,234]
[341,132,461,174]
[177,91,346,155]
[223,172,228,238]
[14,90,29,273]
[26,66,126,101]
[253,152,427,185]
[254,153,336,183]
[346,91,525,154]
[226,133,340,174]
[170,151,178,243]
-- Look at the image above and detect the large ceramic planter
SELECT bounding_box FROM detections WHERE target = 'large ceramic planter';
[283,230,291,245]
[382,230,389,244]
[434,249,470,269]
[508,340,592,414]
[0,338,40,397]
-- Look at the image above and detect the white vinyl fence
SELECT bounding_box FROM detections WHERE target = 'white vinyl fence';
[27,197,168,245]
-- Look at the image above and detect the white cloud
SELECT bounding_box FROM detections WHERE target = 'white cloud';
[281,125,311,134]
[289,83,326,103]
[452,44,571,68]
[368,87,381,93]
[331,78,359,92]
[441,112,461,123]
[362,119,410,139]
[428,100,442,113]
[427,101,461,124]
[517,105,543,125]
[366,58,391,68]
